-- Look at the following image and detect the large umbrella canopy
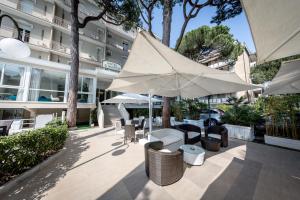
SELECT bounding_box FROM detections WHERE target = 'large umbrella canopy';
[264,59,300,95]
[241,0,300,63]
[102,93,161,104]
[108,31,259,98]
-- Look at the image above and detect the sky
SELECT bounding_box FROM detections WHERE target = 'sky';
[145,4,256,53]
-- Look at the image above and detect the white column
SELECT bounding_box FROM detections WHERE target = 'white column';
[92,77,97,104]
[22,66,31,102]
[148,92,152,135]
[64,73,69,103]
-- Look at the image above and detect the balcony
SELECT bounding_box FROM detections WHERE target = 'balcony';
[107,40,128,52]
[52,16,71,30]
[0,26,49,48]
[16,2,50,21]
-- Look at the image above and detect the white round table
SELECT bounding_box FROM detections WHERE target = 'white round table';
[180,144,205,165]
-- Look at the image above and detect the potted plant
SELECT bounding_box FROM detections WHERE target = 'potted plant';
[221,97,262,141]
[260,96,300,150]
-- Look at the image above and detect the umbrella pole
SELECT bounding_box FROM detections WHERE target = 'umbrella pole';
[148,92,153,139]
[208,95,211,127]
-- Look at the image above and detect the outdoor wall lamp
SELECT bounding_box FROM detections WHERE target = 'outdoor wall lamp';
[0,14,31,58]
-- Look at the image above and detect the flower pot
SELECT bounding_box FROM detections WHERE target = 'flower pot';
[224,124,254,141]
[264,135,300,150]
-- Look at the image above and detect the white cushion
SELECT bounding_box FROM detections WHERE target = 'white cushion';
[159,149,172,153]
[187,131,201,139]
[160,135,181,146]
[208,133,221,140]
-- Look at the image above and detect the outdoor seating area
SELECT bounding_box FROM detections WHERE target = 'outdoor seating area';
[1,128,299,200]
[0,0,300,199]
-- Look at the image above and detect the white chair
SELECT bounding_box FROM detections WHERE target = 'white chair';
[135,119,147,141]
[9,120,23,134]
[115,120,125,135]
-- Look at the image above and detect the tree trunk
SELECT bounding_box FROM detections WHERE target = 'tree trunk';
[67,0,79,128]
[162,0,173,128]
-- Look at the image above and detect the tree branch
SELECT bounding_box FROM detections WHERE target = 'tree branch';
[79,9,107,28]
[102,16,126,26]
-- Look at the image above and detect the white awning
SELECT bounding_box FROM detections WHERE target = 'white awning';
[107,31,259,98]
[102,93,161,104]
[242,0,300,63]
[264,59,300,95]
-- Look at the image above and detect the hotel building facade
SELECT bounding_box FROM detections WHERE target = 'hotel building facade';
[0,0,136,123]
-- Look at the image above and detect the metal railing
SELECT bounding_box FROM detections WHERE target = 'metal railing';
[52,16,71,29]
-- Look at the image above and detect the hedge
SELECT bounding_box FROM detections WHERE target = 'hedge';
[0,120,68,183]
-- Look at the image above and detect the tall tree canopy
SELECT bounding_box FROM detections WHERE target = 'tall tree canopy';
[250,55,300,84]
[177,25,243,63]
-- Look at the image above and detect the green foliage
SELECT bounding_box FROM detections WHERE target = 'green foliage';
[93,0,141,30]
[221,97,262,126]
[210,0,242,25]
[171,99,207,120]
[250,55,300,84]
[0,121,68,179]
[131,108,162,118]
[46,118,67,127]
[253,95,300,139]
[178,25,243,63]
[216,104,232,112]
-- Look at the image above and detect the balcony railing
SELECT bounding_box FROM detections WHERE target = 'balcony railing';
[0,26,49,48]
[52,16,71,30]
[51,41,71,54]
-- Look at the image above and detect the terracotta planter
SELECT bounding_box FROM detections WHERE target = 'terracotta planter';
[264,135,300,150]
[224,124,254,141]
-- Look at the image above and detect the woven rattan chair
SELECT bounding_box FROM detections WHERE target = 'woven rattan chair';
[144,141,184,186]
[205,125,228,147]
[0,120,13,136]
[175,124,202,144]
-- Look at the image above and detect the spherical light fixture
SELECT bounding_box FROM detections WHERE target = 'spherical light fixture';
[0,14,31,58]
[0,38,31,58]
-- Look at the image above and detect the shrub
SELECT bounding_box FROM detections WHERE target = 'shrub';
[0,121,68,182]
[221,104,262,127]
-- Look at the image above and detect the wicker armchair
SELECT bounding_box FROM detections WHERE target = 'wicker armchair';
[144,141,184,186]
[174,124,202,144]
[0,120,13,136]
[205,125,228,147]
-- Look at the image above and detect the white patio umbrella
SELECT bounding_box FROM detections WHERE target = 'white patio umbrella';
[102,93,161,104]
[264,59,300,95]
[107,30,260,135]
[241,0,300,63]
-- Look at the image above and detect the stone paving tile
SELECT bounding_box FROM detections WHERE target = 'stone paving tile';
[2,128,300,200]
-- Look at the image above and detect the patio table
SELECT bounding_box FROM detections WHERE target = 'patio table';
[180,144,205,165]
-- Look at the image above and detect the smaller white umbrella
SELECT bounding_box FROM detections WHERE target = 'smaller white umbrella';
[102,93,161,104]
[264,59,300,95]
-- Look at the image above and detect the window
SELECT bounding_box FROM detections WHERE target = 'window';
[41,29,44,40]
[106,50,112,57]
[77,76,94,103]
[122,41,129,51]
[97,48,104,61]
[19,28,30,42]
[44,5,47,16]
[28,69,66,102]
[0,63,25,101]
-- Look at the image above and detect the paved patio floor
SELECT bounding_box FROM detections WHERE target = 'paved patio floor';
[2,128,300,200]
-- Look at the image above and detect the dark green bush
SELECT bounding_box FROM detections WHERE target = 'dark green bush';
[0,121,68,179]
[221,104,262,127]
